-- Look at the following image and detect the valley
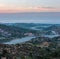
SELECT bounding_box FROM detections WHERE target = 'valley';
[0,23,60,59]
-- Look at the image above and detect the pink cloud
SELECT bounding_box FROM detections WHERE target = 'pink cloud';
[0,6,60,13]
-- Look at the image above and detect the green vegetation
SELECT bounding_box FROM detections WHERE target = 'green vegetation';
[0,23,60,59]
[0,43,60,59]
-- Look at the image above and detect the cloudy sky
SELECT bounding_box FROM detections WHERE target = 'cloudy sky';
[0,0,60,13]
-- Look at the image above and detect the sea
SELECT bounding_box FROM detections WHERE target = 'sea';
[0,12,60,24]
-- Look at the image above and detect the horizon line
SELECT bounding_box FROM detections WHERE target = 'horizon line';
[1,22,60,25]
[0,11,60,13]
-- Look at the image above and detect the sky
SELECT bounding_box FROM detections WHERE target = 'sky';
[0,0,60,13]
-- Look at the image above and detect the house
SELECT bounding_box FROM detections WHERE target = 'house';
[24,32,34,36]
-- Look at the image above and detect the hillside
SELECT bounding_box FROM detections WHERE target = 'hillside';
[0,24,36,43]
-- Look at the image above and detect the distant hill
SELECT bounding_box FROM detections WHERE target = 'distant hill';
[45,25,60,34]
[4,23,60,35]
[0,24,36,38]
[4,23,52,28]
